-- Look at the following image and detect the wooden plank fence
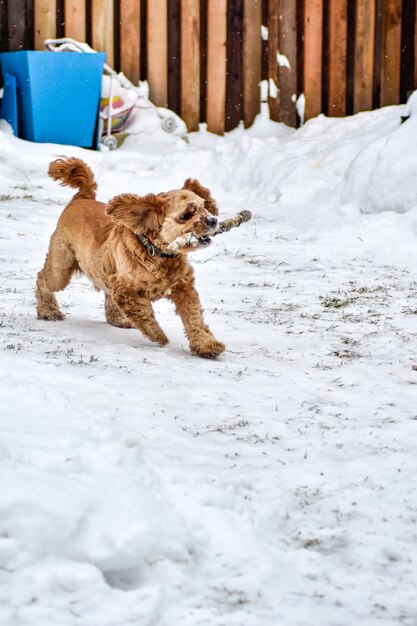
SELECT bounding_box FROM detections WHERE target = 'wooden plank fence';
[0,0,416,133]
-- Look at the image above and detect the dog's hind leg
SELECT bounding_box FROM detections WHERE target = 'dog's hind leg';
[36,233,77,320]
[104,293,133,328]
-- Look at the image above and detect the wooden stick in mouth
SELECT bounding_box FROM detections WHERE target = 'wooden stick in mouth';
[167,210,252,253]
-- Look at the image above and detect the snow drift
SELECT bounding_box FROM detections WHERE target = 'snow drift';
[1,98,417,625]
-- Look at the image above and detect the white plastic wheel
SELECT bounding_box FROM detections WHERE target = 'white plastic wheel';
[161,116,177,133]
[101,135,118,150]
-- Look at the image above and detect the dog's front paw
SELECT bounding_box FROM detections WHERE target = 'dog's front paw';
[37,310,65,321]
[192,338,225,359]
[108,319,133,329]
[150,330,169,346]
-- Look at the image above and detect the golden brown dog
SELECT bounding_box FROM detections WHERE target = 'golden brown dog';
[36,157,225,358]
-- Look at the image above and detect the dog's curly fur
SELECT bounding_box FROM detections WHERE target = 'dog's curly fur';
[36,157,225,358]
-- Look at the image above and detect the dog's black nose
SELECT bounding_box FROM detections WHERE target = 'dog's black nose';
[205,216,217,230]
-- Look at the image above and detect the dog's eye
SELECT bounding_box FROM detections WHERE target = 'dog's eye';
[180,211,194,221]
[179,203,197,222]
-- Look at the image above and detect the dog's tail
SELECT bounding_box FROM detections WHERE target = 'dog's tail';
[48,157,97,201]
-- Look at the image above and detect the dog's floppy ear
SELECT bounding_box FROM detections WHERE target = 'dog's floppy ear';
[182,178,218,215]
[106,193,165,234]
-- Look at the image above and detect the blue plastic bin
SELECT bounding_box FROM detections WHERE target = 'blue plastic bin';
[0,51,105,147]
[0,73,18,135]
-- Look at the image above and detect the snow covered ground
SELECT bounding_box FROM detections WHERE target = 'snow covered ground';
[1,100,417,626]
